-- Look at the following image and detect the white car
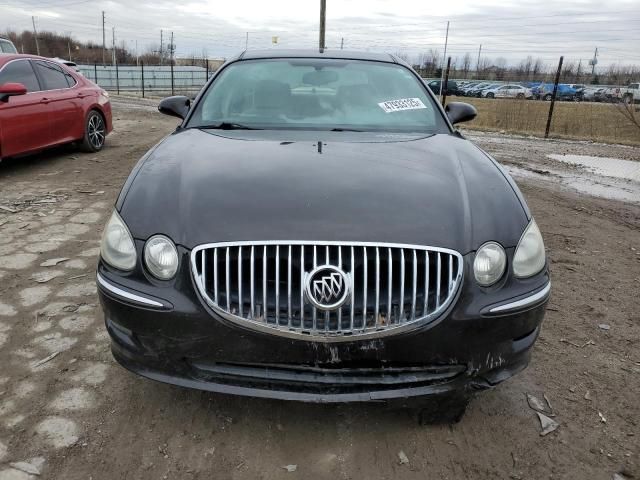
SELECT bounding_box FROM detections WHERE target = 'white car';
[0,36,17,54]
[50,57,83,76]
[484,84,533,99]
[622,83,639,104]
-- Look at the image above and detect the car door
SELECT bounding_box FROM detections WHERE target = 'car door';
[32,60,85,145]
[0,59,51,158]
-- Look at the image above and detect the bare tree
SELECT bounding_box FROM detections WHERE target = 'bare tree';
[461,53,472,79]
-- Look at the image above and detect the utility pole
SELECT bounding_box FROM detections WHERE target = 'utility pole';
[590,47,598,75]
[102,11,106,65]
[441,56,452,107]
[170,31,174,63]
[245,32,249,50]
[439,21,450,101]
[319,0,326,51]
[170,31,175,95]
[112,27,116,66]
[160,29,163,65]
[340,37,344,50]
[31,16,40,56]
[476,44,482,78]
[136,40,139,66]
[545,56,564,139]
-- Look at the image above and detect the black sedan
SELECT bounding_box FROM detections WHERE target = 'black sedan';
[97,50,549,420]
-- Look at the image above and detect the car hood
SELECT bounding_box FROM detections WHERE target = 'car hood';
[118,129,529,254]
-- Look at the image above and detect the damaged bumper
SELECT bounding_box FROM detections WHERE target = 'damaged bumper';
[97,258,549,403]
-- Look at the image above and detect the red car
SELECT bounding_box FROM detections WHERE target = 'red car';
[0,54,112,161]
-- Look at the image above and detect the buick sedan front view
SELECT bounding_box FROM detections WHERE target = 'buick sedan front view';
[96,49,550,421]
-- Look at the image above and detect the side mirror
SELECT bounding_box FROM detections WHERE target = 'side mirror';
[445,102,477,125]
[0,82,27,102]
[158,95,191,119]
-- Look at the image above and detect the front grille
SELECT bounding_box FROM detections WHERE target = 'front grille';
[191,242,463,341]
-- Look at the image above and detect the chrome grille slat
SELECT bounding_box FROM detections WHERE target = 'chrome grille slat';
[399,249,405,322]
[262,246,267,320]
[312,245,317,330]
[374,247,379,328]
[424,250,429,317]
[225,247,230,312]
[287,245,292,327]
[192,241,463,342]
[300,246,304,327]
[238,246,243,317]
[250,246,255,319]
[436,252,441,309]
[387,248,392,325]
[362,247,367,330]
[275,245,280,325]
[411,250,417,320]
[350,246,355,331]
[213,248,218,304]
[337,246,342,328]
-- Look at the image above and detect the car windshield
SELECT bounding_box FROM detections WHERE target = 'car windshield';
[187,58,449,133]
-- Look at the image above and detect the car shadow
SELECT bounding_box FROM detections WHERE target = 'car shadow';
[0,144,81,176]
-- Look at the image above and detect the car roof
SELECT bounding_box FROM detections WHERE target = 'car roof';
[236,49,398,63]
[0,53,63,66]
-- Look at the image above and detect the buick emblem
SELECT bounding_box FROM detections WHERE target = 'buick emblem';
[305,265,350,311]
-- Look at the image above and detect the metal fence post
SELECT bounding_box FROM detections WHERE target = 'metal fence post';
[94,63,97,84]
[141,61,145,98]
[115,62,120,95]
[545,56,564,139]
[441,56,452,107]
[206,59,209,81]
[171,61,175,96]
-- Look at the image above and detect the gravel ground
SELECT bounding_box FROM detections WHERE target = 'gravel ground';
[0,97,638,480]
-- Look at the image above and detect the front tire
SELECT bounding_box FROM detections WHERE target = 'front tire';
[81,110,106,153]
[486,92,495,98]
[543,94,553,101]
[516,93,525,99]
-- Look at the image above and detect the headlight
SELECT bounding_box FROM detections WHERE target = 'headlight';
[513,218,546,278]
[100,210,137,271]
[474,241,507,286]
[144,235,179,280]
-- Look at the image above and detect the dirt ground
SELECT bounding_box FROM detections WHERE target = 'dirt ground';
[0,96,639,480]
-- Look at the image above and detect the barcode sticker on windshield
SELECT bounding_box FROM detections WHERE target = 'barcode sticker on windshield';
[378,98,427,113]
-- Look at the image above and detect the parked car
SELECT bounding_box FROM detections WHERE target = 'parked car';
[97,49,549,421]
[51,57,83,75]
[582,86,605,102]
[458,82,481,95]
[484,84,533,99]
[601,86,622,103]
[0,36,17,54]
[0,54,112,161]
[479,83,501,97]
[622,83,639,104]
[427,79,460,96]
[536,83,580,101]
[466,82,494,97]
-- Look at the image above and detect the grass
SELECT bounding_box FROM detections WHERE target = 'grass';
[452,97,640,146]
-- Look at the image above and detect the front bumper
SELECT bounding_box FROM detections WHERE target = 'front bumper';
[97,253,550,402]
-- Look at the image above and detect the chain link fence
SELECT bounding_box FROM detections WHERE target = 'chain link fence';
[78,63,217,97]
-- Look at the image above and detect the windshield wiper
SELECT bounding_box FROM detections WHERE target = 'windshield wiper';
[330,127,364,132]
[199,122,262,130]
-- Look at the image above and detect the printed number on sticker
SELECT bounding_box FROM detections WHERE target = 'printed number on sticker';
[378,98,427,113]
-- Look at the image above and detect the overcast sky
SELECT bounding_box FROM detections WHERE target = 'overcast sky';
[2,0,639,68]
